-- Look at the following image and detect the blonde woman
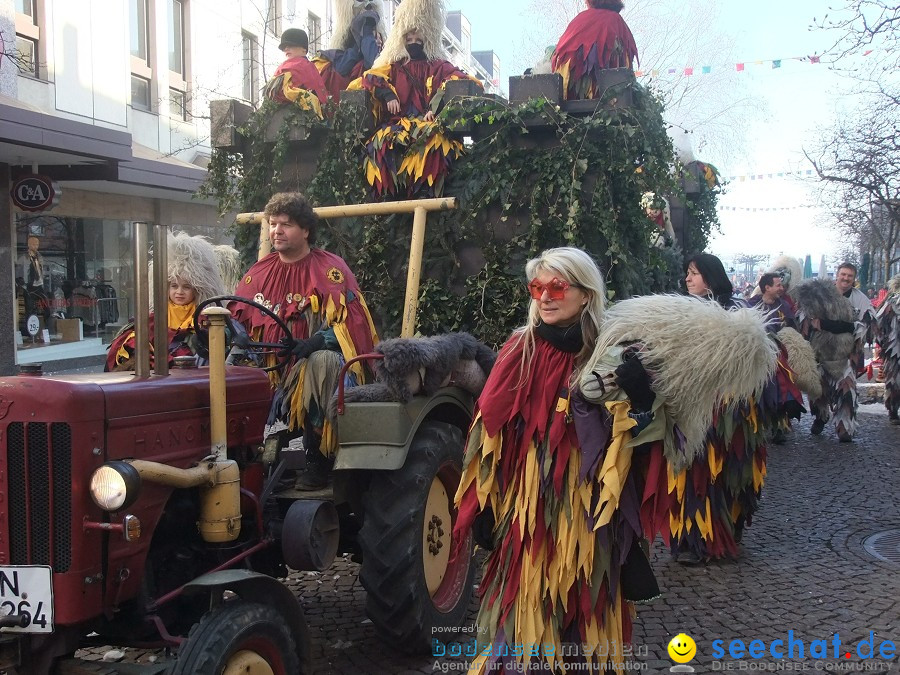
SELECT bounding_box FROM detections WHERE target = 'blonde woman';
[453,247,658,675]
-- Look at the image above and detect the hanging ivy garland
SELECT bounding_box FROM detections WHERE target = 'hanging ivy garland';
[200,84,721,348]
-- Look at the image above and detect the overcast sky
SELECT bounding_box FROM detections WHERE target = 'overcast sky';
[446,0,872,269]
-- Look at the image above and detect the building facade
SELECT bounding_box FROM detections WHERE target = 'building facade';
[1,0,498,374]
[0,0,298,373]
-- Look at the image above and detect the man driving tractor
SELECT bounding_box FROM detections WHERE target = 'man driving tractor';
[231,192,379,488]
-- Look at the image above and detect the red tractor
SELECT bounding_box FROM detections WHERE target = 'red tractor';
[0,198,476,673]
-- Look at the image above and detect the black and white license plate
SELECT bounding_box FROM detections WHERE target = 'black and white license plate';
[0,566,53,633]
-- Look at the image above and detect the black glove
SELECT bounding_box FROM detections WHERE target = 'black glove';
[819,317,855,334]
[472,506,495,551]
[279,332,326,359]
[615,352,655,413]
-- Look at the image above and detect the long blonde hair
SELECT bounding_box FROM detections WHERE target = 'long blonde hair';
[505,247,606,387]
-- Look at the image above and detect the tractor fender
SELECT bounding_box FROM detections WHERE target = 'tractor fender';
[181,569,311,672]
[334,386,475,471]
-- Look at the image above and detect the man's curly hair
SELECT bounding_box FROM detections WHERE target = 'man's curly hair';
[264,192,319,246]
[588,0,624,10]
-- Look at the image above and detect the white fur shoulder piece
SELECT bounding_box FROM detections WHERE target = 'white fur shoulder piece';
[585,294,778,467]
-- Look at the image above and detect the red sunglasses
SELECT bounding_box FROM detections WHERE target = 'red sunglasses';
[527,277,584,301]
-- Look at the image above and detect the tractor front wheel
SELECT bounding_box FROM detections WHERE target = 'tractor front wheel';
[169,601,301,675]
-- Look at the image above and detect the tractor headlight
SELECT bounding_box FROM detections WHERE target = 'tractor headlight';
[90,461,141,511]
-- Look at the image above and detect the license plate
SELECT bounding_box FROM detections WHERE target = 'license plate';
[0,566,53,633]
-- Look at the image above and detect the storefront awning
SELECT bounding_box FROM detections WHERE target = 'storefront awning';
[0,96,207,195]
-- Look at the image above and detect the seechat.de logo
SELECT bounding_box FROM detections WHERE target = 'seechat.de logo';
[669,633,697,673]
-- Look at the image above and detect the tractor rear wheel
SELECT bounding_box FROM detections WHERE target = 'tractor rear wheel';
[358,421,475,653]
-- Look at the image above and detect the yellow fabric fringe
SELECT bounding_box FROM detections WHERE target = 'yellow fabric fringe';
[460,401,638,675]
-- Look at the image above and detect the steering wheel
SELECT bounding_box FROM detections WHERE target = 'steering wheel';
[193,295,295,373]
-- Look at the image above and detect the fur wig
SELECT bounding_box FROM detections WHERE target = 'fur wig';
[889,274,900,296]
[213,244,243,293]
[776,326,822,399]
[750,255,803,299]
[149,232,227,310]
[329,0,388,50]
[331,332,496,415]
[374,0,447,67]
[585,294,777,467]
[792,278,856,377]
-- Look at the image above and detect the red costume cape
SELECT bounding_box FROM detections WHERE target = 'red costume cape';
[231,249,377,363]
[455,334,640,673]
[552,8,638,99]
[314,58,365,102]
[270,56,328,105]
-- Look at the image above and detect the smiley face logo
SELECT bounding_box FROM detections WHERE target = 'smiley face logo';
[668,633,697,664]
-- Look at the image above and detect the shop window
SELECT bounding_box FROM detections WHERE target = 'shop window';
[242,32,260,105]
[13,215,134,356]
[129,0,155,111]
[308,12,321,55]
[14,0,41,78]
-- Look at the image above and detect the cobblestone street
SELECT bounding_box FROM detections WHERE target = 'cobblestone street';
[294,404,900,674]
[83,405,899,674]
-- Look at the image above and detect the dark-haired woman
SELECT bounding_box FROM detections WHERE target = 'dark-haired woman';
[671,254,803,562]
[684,253,743,308]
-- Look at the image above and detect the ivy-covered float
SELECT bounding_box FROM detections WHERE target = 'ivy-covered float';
[205,69,721,345]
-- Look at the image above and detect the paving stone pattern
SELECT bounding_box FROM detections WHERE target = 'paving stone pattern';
[81,406,900,673]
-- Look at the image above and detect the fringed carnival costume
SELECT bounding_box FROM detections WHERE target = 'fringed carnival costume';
[876,275,900,422]
[583,295,790,564]
[352,0,481,199]
[551,0,638,100]
[313,0,387,102]
[231,249,378,456]
[453,290,788,673]
[106,233,227,371]
[793,278,875,442]
[264,29,329,117]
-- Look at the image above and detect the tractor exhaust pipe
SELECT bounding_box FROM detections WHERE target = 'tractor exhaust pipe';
[199,306,241,543]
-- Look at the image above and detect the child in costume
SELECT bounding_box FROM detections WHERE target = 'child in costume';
[353,0,481,199]
[264,28,329,116]
[106,233,227,371]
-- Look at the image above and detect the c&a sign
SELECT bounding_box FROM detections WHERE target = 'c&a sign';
[10,175,61,212]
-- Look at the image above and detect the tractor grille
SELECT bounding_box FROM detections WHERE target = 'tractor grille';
[5,423,73,572]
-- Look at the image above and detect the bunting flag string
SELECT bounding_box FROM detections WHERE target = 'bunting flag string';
[723,169,815,182]
[633,52,841,78]
[718,204,816,212]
